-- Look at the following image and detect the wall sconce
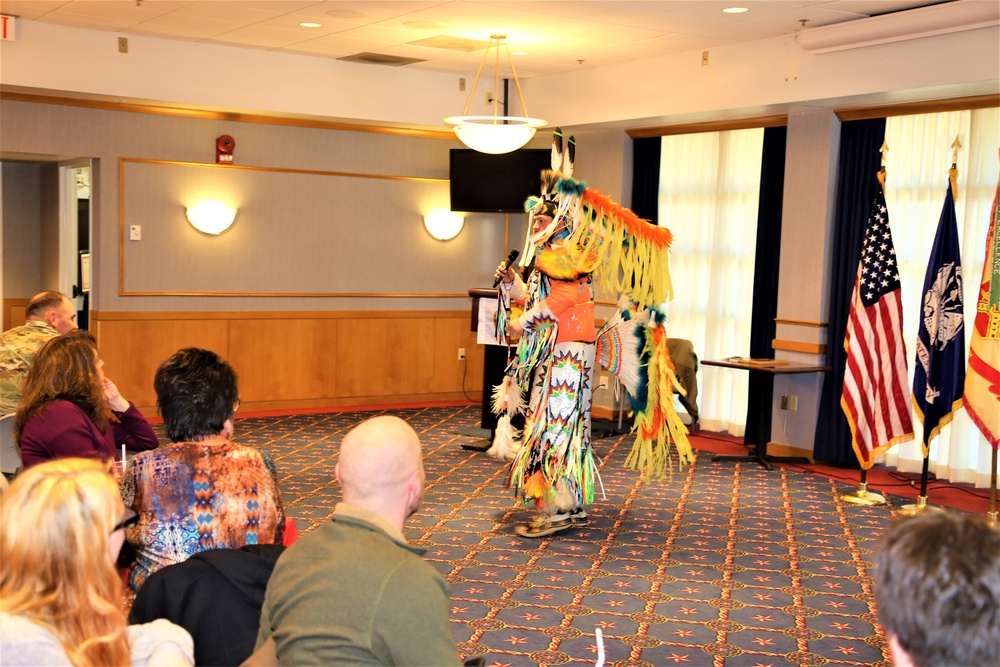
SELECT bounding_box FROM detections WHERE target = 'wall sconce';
[423,209,464,241]
[186,201,238,235]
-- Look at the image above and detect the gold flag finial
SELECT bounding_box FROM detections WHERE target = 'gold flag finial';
[950,135,961,201]
[878,140,888,192]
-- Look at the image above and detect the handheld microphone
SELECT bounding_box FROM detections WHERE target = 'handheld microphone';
[492,249,520,287]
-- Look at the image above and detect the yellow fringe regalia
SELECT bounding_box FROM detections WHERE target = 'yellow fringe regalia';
[495,167,693,489]
[539,175,694,478]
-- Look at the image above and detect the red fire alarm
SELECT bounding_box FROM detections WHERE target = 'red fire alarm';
[216,135,235,164]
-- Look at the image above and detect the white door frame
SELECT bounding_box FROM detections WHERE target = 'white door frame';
[58,160,90,312]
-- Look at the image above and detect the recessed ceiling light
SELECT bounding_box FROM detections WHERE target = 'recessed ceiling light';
[299,22,322,28]
[722,7,749,14]
[512,51,529,57]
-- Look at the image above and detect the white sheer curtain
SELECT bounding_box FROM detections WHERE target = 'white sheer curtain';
[880,107,1000,488]
[657,128,765,437]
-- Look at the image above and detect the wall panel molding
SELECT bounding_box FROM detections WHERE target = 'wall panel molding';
[772,339,826,355]
[774,317,828,328]
[117,157,465,298]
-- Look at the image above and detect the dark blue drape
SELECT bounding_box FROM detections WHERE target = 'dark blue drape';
[630,137,661,224]
[813,118,887,466]
[745,126,787,445]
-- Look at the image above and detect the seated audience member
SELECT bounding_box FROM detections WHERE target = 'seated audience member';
[14,330,159,470]
[0,458,194,666]
[122,348,285,594]
[874,511,1000,667]
[249,415,461,667]
[0,290,78,418]
[130,544,285,667]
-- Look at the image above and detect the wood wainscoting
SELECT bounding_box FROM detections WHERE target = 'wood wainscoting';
[91,310,485,415]
[3,298,31,332]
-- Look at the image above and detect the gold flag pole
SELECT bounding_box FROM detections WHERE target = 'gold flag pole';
[989,447,998,527]
[900,139,961,518]
[842,469,888,506]
[842,143,890,508]
[949,136,961,202]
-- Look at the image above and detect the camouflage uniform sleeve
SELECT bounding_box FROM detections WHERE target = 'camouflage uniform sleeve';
[0,325,58,416]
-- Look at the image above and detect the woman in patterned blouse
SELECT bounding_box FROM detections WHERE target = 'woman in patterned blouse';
[121,348,285,593]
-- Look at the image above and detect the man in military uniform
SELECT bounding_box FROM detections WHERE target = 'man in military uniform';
[0,291,78,416]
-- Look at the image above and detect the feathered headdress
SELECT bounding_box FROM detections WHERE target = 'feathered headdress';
[517,127,673,308]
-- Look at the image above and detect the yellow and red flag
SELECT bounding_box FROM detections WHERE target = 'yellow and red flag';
[963,170,1000,450]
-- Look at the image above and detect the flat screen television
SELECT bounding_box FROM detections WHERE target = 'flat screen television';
[449,149,551,213]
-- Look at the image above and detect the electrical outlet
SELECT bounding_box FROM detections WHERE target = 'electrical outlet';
[701,50,709,67]
[129,225,141,241]
[457,348,466,361]
[780,394,789,410]
[598,376,609,390]
[789,395,798,412]
[486,92,494,104]
[459,77,465,92]
[118,37,128,53]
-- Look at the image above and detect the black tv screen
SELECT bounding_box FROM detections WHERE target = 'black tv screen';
[449,149,551,213]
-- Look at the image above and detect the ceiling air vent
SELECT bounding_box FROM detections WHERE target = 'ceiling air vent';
[337,53,425,67]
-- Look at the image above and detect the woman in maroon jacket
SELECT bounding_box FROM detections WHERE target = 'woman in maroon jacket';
[14,330,158,470]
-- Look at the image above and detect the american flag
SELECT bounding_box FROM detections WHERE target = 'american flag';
[840,185,914,468]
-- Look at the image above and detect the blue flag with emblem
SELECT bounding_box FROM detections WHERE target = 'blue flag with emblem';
[912,180,966,457]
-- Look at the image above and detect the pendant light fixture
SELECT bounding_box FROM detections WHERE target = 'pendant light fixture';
[444,35,547,154]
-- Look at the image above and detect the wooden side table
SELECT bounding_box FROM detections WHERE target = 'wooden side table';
[700,359,831,470]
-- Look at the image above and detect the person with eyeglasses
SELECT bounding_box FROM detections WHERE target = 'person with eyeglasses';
[0,458,194,666]
[120,348,286,596]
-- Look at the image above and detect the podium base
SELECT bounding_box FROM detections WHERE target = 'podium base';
[456,426,492,452]
[460,440,492,452]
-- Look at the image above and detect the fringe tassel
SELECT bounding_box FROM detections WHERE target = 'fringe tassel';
[505,377,526,416]
[491,376,510,415]
[623,307,695,480]
[486,414,521,461]
[557,185,675,310]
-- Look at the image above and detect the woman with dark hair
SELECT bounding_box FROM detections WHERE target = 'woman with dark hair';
[14,330,159,470]
[121,348,285,593]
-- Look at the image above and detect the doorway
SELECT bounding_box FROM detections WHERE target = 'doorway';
[58,161,91,329]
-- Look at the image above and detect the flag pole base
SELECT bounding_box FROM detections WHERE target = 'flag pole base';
[841,481,886,506]
[898,495,945,517]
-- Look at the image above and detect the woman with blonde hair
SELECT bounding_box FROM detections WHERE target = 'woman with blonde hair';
[0,458,193,666]
[14,330,158,470]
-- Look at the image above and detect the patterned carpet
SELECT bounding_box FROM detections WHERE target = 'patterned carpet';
[234,405,897,667]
